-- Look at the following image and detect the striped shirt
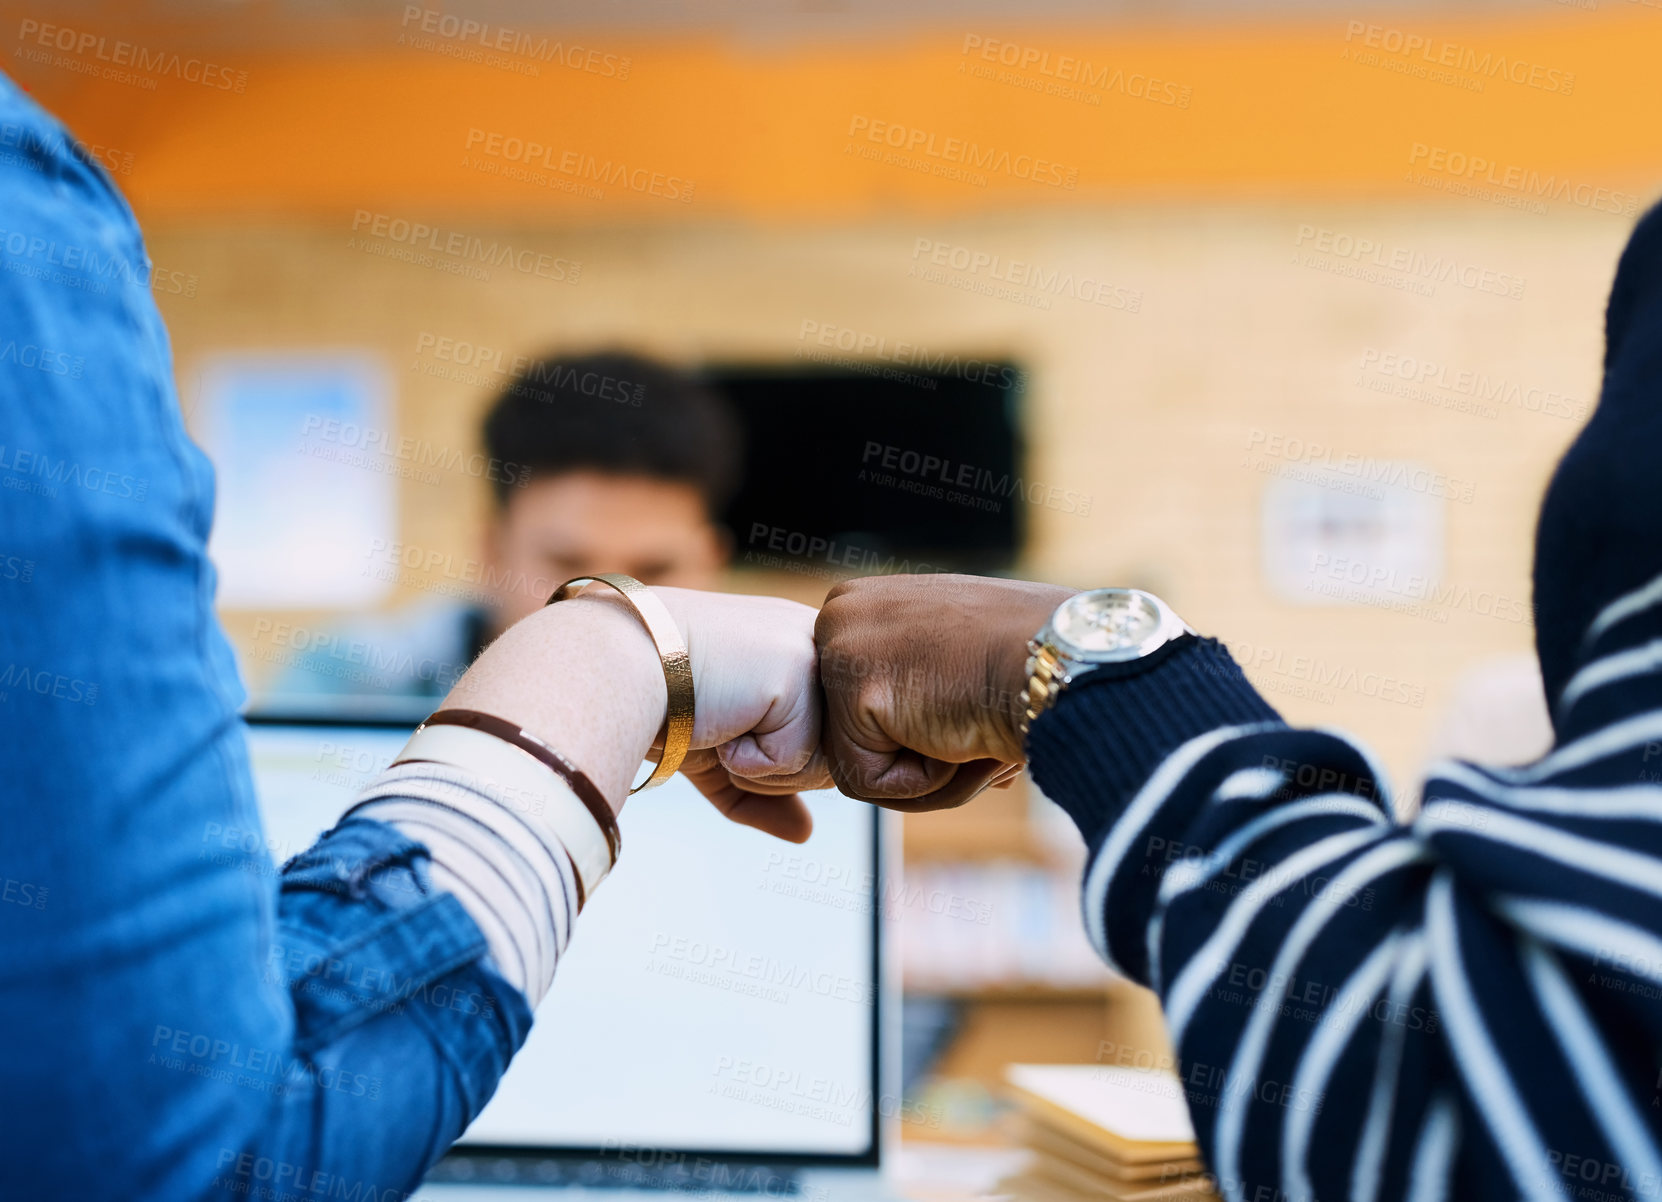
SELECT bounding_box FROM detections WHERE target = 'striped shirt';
[1030,569,1662,1202]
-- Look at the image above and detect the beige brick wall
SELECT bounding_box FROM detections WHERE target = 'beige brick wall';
[152,201,1633,788]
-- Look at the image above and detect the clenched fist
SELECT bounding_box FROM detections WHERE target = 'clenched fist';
[813,574,1076,811]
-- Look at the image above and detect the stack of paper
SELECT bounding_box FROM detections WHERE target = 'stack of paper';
[998,1065,1216,1202]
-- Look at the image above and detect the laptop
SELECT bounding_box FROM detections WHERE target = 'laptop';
[243,715,903,1202]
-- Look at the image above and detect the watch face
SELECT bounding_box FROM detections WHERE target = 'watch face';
[1052,589,1168,661]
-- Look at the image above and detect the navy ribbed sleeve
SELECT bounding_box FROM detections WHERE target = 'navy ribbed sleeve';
[1028,636,1283,844]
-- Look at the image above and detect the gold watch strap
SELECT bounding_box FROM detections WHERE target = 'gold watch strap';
[1019,641,1067,735]
[546,574,694,793]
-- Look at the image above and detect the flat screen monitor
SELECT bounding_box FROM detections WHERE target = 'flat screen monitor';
[242,717,884,1167]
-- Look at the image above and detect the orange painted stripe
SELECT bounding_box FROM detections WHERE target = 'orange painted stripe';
[11,10,1662,221]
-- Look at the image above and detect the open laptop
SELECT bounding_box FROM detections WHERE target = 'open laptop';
[244,715,902,1202]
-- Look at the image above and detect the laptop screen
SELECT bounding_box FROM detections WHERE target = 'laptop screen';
[243,718,883,1164]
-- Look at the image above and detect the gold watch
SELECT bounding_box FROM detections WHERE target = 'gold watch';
[1019,588,1194,735]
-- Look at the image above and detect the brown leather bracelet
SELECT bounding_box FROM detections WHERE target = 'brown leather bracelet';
[422,709,621,866]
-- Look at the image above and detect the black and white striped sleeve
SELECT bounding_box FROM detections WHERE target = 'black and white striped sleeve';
[1028,618,1662,1202]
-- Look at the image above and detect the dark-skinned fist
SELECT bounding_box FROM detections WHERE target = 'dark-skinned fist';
[813,574,1077,811]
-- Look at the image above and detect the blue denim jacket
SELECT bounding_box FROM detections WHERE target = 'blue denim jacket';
[0,75,530,1200]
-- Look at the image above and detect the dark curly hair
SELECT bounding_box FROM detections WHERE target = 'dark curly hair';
[481,351,743,516]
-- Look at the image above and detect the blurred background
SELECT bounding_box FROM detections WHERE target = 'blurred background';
[9,0,1659,1155]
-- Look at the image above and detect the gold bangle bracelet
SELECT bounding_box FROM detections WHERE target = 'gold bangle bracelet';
[546,573,694,793]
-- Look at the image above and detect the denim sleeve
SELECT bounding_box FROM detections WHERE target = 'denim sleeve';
[232,819,531,1202]
[0,73,528,1201]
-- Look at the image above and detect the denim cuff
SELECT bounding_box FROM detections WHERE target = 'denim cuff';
[275,818,532,1064]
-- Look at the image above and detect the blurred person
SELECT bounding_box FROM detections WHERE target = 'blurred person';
[265,353,741,704]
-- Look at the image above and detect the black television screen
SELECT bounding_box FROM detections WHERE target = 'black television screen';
[710,363,1027,578]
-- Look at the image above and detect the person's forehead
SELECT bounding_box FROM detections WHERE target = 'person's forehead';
[503,471,711,536]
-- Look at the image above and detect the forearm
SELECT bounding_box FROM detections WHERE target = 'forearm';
[1032,659,1662,1202]
[349,593,670,1007]
[446,593,669,806]
[255,594,709,1191]
[1031,679,1432,1199]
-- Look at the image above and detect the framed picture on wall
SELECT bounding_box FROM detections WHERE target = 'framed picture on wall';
[192,351,397,609]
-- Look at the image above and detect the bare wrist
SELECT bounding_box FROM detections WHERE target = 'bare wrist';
[444,595,667,808]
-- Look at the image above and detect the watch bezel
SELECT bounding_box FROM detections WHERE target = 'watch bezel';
[1042,588,1186,665]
